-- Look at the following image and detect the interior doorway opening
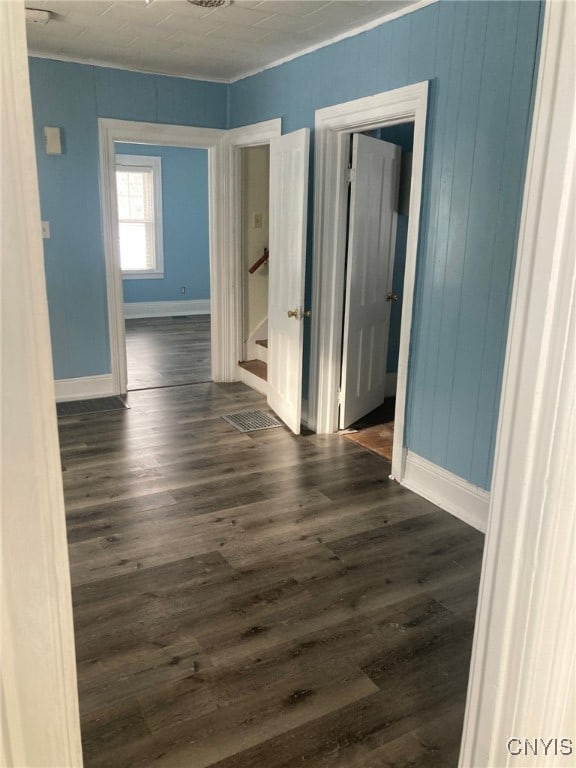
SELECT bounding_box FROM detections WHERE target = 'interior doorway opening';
[112,140,212,392]
[340,121,415,464]
[98,119,225,395]
[230,123,310,436]
[237,144,270,394]
[309,81,428,482]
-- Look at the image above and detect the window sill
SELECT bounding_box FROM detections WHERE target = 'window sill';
[122,271,164,280]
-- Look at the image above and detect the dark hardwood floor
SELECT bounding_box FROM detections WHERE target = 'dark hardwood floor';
[125,315,211,390]
[59,382,484,767]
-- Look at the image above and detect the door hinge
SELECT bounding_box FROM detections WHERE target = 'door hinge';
[338,388,343,406]
[347,166,356,184]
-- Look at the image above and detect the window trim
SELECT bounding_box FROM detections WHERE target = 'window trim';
[115,153,164,279]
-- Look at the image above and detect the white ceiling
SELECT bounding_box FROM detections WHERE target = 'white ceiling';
[26,0,423,82]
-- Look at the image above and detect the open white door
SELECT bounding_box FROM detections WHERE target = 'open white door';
[340,133,401,429]
[267,128,310,434]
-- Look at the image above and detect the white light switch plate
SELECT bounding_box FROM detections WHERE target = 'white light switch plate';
[41,221,50,239]
[44,127,62,155]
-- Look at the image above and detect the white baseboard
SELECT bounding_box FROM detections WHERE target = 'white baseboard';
[401,450,489,533]
[55,374,115,403]
[124,299,210,319]
[237,363,269,397]
[385,372,397,398]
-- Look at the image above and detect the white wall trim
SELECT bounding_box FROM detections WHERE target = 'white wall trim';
[28,51,230,84]
[460,1,576,765]
[223,119,282,380]
[402,451,489,533]
[54,374,115,403]
[123,299,210,319]
[98,118,225,393]
[309,81,429,489]
[1,4,83,764]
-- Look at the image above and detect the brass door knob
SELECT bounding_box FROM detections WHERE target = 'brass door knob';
[287,309,299,319]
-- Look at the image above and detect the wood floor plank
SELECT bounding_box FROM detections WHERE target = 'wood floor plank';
[204,616,474,768]
[126,315,211,390]
[58,372,484,767]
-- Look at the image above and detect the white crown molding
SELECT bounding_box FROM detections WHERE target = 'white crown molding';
[231,0,438,83]
[28,0,438,86]
[27,51,231,84]
[123,299,211,318]
[402,451,489,533]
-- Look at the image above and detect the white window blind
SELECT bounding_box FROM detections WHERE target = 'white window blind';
[115,154,163,277]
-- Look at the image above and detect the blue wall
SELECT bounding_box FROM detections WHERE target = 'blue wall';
[117,143,209,304]
[29,58,226,380]
[29,0,541,489]
[229,0,542,489]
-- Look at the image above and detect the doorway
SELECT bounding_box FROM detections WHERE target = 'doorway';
[113,140,211,391]
[98,119,226,395]
[309,81,428,483]
[341,122,414,463]
[227,121,310,435]
[237,144,270,395]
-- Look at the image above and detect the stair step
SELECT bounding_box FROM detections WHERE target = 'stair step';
[239,359,267,382]
[255,338,268,363]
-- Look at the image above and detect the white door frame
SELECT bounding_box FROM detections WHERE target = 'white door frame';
[98,118,225,393]
[309,81,428,483]
[224,119,281,379]
[2,2,82,764]
[459,0,575,764]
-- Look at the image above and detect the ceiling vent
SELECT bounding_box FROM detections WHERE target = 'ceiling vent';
[186,0,231,7]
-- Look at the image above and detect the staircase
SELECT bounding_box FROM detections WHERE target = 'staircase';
[238,341,268,396]
[255,338,268,364]
[238,359,267,382]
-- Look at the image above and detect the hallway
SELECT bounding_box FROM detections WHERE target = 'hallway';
[59,382,484,767]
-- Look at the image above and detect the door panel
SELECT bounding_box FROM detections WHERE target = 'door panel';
[267,128,310,434]
[340,133,401,429]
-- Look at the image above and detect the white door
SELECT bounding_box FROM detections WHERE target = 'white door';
[339,133,401,429]
[267,128,310,434]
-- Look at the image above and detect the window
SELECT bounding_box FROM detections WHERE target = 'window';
[115,154,163,278]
